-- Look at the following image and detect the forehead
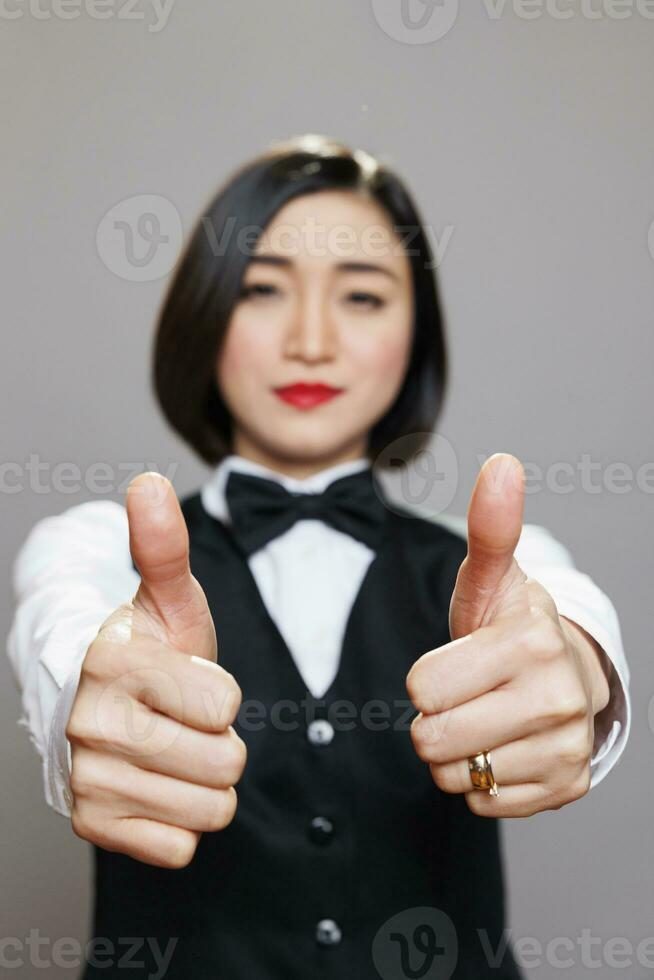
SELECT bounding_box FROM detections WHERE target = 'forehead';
[252,189,411,278]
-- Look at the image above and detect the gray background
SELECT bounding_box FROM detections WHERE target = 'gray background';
[2,2,653,977]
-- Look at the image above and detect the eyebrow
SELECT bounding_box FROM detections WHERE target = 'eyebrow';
[247,254,400,283]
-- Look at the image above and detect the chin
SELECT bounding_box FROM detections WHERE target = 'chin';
[272,438,343,463]
[258,428,352,465]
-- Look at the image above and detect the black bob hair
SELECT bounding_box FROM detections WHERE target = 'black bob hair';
[153,133,448,467]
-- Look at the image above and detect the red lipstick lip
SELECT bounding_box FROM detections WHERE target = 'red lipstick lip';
[273,382,344,409]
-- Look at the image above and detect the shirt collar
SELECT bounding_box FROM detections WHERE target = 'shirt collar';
[201,453,372,525]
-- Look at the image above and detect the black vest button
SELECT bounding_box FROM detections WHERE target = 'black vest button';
[316,919,342,947]
[308,815,334,844]
[307,719,334,746]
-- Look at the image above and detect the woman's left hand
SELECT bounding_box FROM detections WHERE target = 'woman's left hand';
[406,453,612,818]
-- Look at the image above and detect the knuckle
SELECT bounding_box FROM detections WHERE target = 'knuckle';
[99,716,129,753]
[572,768,592,800]
[536,682,582,728]
[69,761,93,800]
[543,779,576,811]
[222,676,243,726]
[70,804,96,844]
[207,732,247,787]
[522,798,546,818]
[225,732,248,784]
[209,787,238,831]
[83,638,137,690]
[523,609,565,663]
[552,763,591,805]
[465,792,489,817]
[568,690,589,721]
[406,659,438,713]
[405,663,422,705]
[429,762,444,788]
[429,763,455,793]
[526,581,558,617]
[524,783,555,816]
[556,687,588,725]
[521,610,544,654]
[81,640,114,683]
[204,672,242,729]
[227,675,243,711]
[409,716,437,761]
[559,727,591,768]
[164,832,199,869]
[65,707,90,745]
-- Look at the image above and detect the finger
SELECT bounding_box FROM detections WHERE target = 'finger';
[97,818,200,869]
[126,472,216,660]
[128,724,247,790]
[406,622,520,716]
[410,688,543,765]
[126,774,238,834]
[115,635,242,732]
[74,714,246,790]
[93,756,238,833]
[429,733,557,795]
[463,783,547,818]
[463,782,576,819]
[449,453,527,639]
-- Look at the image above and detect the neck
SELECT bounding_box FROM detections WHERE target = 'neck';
[231,432,369,481]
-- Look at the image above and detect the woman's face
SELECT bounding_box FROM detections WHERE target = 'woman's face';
[216,189,414,475]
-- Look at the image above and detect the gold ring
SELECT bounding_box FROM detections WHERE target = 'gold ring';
[468,750,499,797]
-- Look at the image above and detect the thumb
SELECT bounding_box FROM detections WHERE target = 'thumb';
[449,453,527,639]
[126,473,216,661]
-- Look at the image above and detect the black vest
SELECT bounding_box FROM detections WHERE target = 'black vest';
[82,492,523,980]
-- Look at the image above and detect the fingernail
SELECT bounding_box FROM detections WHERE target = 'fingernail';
[129,472,169,505]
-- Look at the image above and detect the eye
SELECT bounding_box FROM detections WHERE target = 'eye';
[346,292,386,309]
[238,283,280,300]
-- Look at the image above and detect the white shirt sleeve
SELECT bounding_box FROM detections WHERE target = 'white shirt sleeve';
[433,514,630,788]
[6,501,138,817]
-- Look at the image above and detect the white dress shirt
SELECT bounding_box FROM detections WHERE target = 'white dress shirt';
[6,454,631,818]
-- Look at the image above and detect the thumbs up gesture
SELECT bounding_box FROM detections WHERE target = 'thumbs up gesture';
[406,454,611,818]
[65,474,246,867]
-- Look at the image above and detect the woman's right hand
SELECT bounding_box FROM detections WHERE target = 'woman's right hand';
[65,473,246,869]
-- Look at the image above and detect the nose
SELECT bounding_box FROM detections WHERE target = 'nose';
[282,288,337,364]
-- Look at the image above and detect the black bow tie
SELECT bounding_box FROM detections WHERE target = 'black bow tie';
[224,468,388,557]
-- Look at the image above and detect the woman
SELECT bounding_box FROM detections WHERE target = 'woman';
[8,134,630,979]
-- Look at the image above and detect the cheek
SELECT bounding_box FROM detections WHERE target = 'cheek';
[348,324,412,392]
[217,319,274,389]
